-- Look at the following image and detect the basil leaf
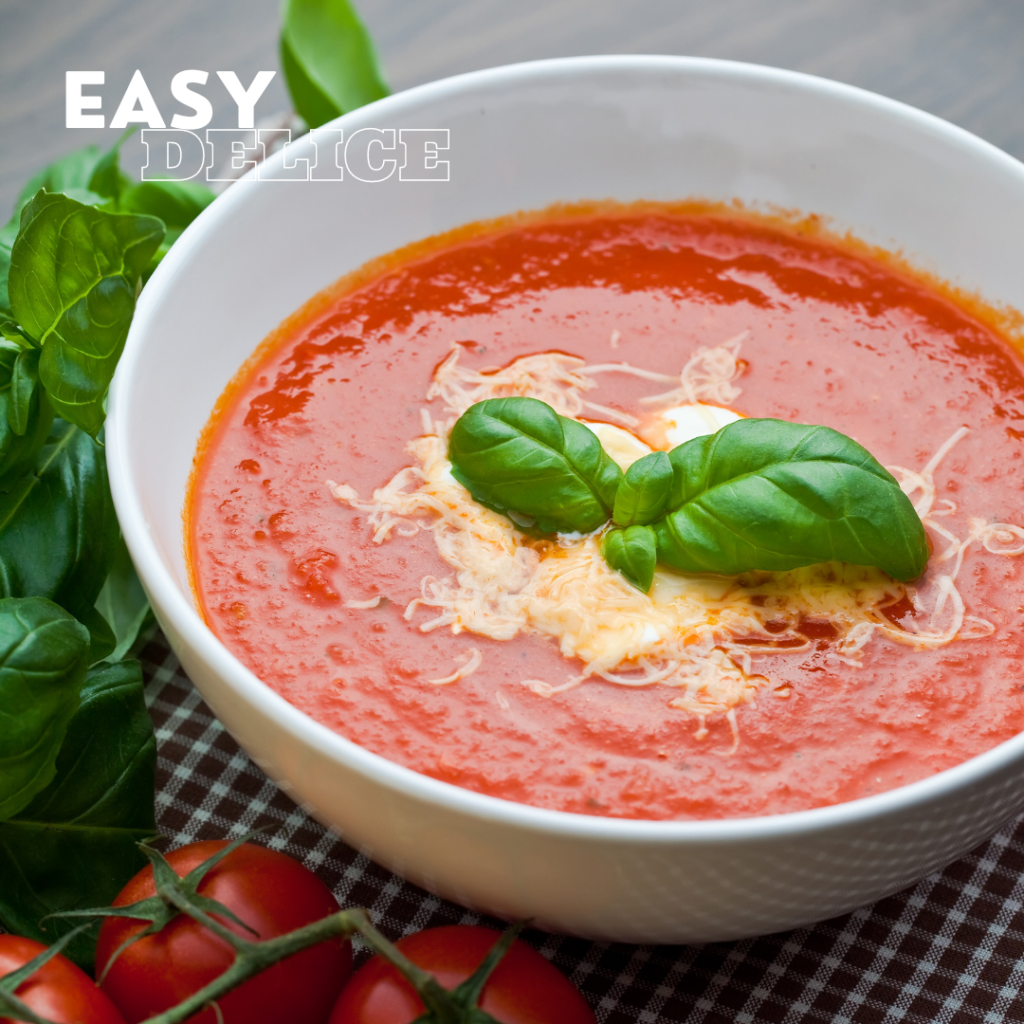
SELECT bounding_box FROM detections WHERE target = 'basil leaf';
[0,420,120,626]
[612,449,672,527]
[654,418,929,580]
[122,179,214,228]
[281,33,342,131]
[281,0,390,128]
[8,191,164,436]
[449,397,623,534]
[76,605,117,665]
[93,535,154,664]
[8,134,129,214]
[0,155,110,315]
[602,525,658,592]
[0,658,155,968]
[86,130,137,207]
[122,179,215,277]
[560,417,622,516]
[0,144,113,320]
[9,348,39,436]
[0,345,53,481]
[0,223,17,321]
[0,597,90,822]
[12,147,105,210]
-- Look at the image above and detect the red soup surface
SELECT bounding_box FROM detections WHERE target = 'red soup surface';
[189,207,1024,820]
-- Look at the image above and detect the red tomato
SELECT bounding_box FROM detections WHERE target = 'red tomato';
[329,925,595,1024]
[0,934,126,1024]
[95,841,351,1024]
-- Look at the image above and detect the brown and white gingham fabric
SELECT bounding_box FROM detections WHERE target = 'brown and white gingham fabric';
[142,632,1024,1024]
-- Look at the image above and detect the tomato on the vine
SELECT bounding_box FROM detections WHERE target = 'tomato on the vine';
[95,840,351,1024]
[0,934,126,1024]
[328,925,596,1024]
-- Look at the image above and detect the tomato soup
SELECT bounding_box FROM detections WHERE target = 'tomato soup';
[188,208,1024,820]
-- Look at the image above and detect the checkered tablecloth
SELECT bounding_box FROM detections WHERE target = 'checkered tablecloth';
[142,632,1024,1024]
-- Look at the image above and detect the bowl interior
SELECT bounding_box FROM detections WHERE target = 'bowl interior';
[111,54,1024,828]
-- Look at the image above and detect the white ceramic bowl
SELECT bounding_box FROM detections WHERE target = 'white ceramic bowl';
[108,56,1024,944]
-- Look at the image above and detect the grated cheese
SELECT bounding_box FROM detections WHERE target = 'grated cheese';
[327,337,1024,742]
[428,647,483,685]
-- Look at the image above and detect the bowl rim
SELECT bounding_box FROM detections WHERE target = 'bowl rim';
[108,52,1024,843]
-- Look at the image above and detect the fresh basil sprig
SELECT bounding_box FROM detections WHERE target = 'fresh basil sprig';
[449,396,623,534]
[655,418,928,582]
[0,139,174,965]
[281,0,390,129]
[448,400,928,590]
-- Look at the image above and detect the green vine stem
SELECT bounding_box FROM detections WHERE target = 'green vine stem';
[80,905,518,1024]
[136,907,364,1024]
[38,835,521,1024]
[133,906,523,1024]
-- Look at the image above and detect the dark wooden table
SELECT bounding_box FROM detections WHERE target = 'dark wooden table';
[6,4,1024,1021]
[3,0,1024,214]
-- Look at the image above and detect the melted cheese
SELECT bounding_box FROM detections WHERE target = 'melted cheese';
[327,339,1024,739]
[660,403,744,447]
[581,421,651,470]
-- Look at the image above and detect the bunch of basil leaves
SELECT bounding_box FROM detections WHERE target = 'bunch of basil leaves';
[0,0,388,969]
[0,136,210,969]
